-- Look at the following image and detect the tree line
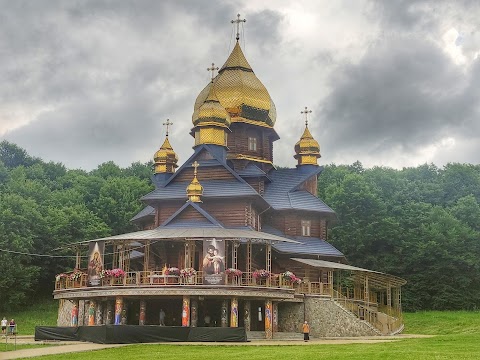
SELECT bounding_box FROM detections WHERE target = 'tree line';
[1,141,479,311]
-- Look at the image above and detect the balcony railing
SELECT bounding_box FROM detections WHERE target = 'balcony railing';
[54,270,332,295]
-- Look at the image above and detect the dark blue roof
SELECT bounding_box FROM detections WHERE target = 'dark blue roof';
[236,163,270,179]
[164,144,246,186]
[262,167,335,215]
[131,205,155,222]
[161,201,223,228]
[142,180,258,201]
[262,225,344,257]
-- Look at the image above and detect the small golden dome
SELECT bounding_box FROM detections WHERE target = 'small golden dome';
[186,161,203,202]
[154,136,178,174]
[294,126,321,166]
[192,42,276,128]
[192,86,231,128]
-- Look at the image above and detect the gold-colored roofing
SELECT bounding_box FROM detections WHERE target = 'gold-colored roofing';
[154,136,178,173]
[192,42,276,128]
[192,85,231,128]
[294,126,321,163]
[186,161,203,202]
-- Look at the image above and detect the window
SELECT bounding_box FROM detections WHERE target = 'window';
[301,220,311,237]
[248,137,257,151]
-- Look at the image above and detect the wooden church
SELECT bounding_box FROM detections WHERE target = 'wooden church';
[54,15,406,339]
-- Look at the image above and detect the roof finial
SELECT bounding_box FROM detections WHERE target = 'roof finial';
[231,13,246,41]
[163,119,173,137]
[207,63,219,82]
[301,107,312,127]
[192,160,200,176]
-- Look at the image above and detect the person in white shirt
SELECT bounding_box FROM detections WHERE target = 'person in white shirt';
[1,317,7,335]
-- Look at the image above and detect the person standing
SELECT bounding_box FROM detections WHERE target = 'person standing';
[159,309,166,326]
[1,317,7,335]
[9,319,16,335]
[302,320,310,342]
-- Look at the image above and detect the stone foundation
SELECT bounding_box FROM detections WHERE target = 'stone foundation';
[278,295,378,337]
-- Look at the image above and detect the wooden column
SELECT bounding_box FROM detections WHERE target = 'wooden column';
[139,300,146,325]
[143,240,150,272]
[95,301,103,325]
[246,240,252,284]
[328,271,334,296]
[114,297,123,325]
[364,275,370,307]
[191,299,198,327]
[221,300,228,327]
[75,246,81,269]
[265,300,273,339]
[232,241,239,269]
[230,298,238,327]
[105,301,114,325]
[244,300,251,331]
[266,242,272,286]
[121,302,127,325]
[272,302,278,333]
[182,296,190,327]
[88,300,95,326]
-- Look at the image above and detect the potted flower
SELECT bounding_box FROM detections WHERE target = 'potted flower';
[281,271,301,285]
[165,267,180,276]
[225,268,243,277]
[70,270,84,287]
[110,268,126,278]
[180,268,197,278]
[252,269,271,284]
[55,273,68,282]
[180,268,197,284]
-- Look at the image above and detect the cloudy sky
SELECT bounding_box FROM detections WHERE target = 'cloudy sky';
[1,0,479,170]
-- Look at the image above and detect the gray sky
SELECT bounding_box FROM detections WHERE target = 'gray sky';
[1,0,479,170]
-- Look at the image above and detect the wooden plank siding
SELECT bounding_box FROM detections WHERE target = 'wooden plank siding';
[203,200,248,227]
[173,166,236,182]
[299,176,318,196]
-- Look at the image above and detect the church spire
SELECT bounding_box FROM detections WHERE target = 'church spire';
[294,107,321,167]
[186,161,203,203]
[154,119,178,174]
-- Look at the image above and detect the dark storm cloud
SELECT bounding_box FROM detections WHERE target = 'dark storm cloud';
[317,34,480,161]
[0,0,250,168]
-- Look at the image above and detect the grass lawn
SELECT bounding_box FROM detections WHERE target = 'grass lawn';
[3,299,58,335]
[13,306,480,360]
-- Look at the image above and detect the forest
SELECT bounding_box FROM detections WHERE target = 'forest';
[0,140,479,312]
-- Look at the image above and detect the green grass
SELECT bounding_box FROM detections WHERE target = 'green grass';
[8,303,480,359]
[4,299,57,335]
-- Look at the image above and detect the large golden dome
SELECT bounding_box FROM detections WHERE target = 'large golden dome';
[294,126,321,166]
[193,42,276,128]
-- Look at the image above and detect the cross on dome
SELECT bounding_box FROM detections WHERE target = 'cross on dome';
[163,119,173,137]
[192,161,200,176]
[301,107,312,127]
[207,63,219,82]
[231,13,246,41]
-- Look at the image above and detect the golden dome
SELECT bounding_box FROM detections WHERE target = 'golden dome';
[192,42,276,128]
[186,161,203,202]
[192,85,231,128]
[154,136,178,174]
[294,126,321,166]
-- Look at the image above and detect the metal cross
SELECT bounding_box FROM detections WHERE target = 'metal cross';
[207,63,219,81]
[301,107,312,126]
[163,119,173,136]
[192,161,199,176]
[231,14,246,41]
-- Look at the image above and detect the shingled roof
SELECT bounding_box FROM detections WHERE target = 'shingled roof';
[262,225,344,258]
[263,167,336,216]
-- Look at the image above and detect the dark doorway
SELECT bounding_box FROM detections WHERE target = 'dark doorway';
[250,301,265,331]
[141,298,182,326]
[198,299,224,327]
